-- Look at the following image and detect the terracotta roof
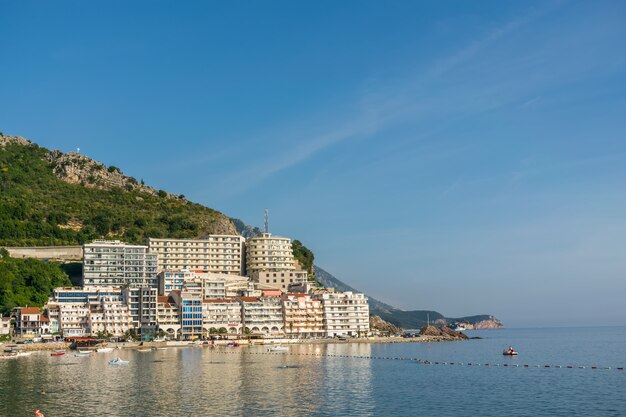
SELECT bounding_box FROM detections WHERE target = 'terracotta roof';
[20,307,41,315]
[40,316,50,322]
[157,296,169,303]
[238,297,259,302]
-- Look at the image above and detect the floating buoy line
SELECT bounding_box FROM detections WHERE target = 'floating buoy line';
[206,348,624,372]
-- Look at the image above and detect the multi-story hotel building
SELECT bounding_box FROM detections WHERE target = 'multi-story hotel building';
[316,292,370,337]
[83,240,158,288]
[45,287,132,337]
[88,294,133,337]
[282,293,324,338]
[240,296,284,335]
[148,236,245,275]
[123,287,158,336]
[171,289,203,340]
[156,295,180,339]
[202,299,242,335]
[245,233,296,273]
[157,270,231,299]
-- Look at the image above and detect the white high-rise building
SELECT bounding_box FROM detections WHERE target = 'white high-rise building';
[148,236,245,275]
[83,240,158,288]
[315,292,370,338]
[245,233,296,273]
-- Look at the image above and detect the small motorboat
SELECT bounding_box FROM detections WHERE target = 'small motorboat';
[108,357,129,366]
[267,345,289,353]
[226,342,240,348]
[74,351,91,357]
[50,351,66,357]
[0,352,19,359]
[97,347,113,353]
[137,348,151,352]
[502,347,518,356]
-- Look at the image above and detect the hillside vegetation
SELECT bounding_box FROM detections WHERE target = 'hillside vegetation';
[0,134,236,246]
[0,249,71,315]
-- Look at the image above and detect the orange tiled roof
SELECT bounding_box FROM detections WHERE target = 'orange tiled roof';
[238,297,259,302]
[20,307,41,315]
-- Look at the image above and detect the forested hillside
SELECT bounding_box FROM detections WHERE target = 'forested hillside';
[0,134,236,246]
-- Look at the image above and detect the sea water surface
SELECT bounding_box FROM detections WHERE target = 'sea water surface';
[1,327,625,416]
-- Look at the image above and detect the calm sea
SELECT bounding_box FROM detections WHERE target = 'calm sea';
[1,327,625,417]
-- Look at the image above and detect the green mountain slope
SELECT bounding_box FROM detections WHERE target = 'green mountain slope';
[0,134,236,246]
[0,249,71,315]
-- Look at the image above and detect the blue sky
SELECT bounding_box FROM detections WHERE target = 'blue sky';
[2,1,626,327]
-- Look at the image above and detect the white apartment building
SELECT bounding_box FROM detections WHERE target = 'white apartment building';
[156,295,180,339]
[252,270,308,292]
[45,286,133,337]
[88,295,133,337]
[282,293,324,338]
[83,240,158,288]
[202,299,242,335]
[1,315,12,336]
[240,296,284,335]
[123,287,158,336]
[245,233,296,273]
[316,292,370,338]
[148,236,245,275]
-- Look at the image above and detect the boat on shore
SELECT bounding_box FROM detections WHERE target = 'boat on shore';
[97,347,113,353]
[0,352,19,359]
[108,357,129,366]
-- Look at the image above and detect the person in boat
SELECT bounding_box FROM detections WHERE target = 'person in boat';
[508,346,514,354]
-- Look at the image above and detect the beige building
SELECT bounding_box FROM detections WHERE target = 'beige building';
[148,236,245,275]
[88,295,133,337]
[315,292,370,337]
[252,270,308,292]
[245,233,296,273]
[240,296,284,335]
[156,295,181,339]
[202,299,242,335]
[282,293,324,338]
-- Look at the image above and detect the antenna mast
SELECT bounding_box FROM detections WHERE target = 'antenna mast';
[264,208,269,233]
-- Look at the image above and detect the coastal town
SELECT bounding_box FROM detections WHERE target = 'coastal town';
[2,231,372,345]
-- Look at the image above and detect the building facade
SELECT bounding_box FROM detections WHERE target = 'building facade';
[83,240,158,288]
[0,315,10,336]
[316,292,370,337]
[240,296,284,335]
[171,290,203,340]
[156,295,181,339]
[13,307,49,337]
[202,299,242,335]
[148,236,245,275]
[282,293,324,338]
[252,270,308,292]
[245,233,296,273]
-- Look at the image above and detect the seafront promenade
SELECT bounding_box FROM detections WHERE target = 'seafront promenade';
[2,334,466,354]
